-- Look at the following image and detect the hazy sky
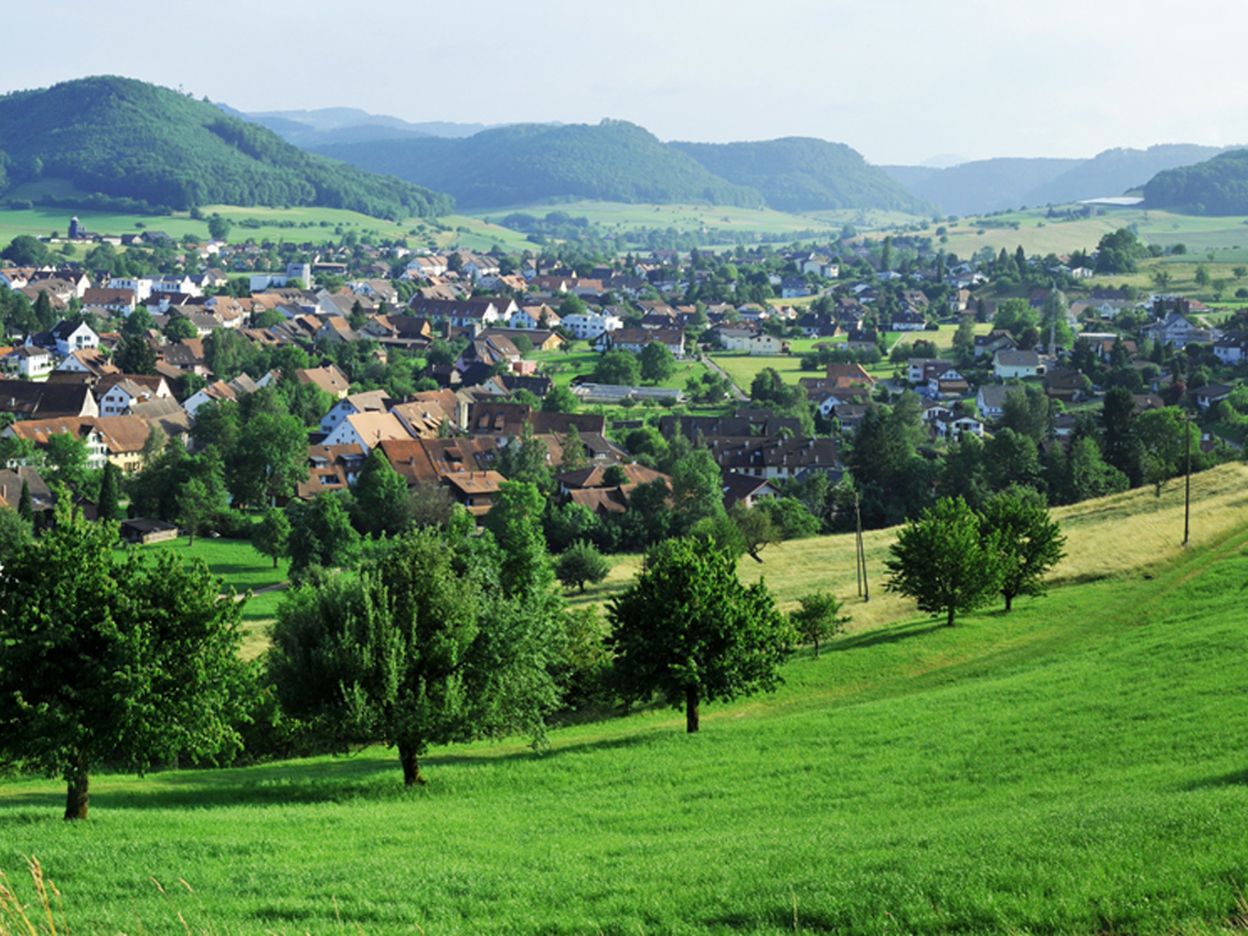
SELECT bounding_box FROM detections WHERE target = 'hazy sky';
[5,0,1247,165]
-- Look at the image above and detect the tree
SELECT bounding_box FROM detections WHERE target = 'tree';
[1,234,50,267]
[609,537,791,733]
[558,423,589,473]
[176,477,216,546]
[352,447,411,537]
[252,507,291,569]
[484,480,555,601]
[983,428,1043,493]
[790,590,848,657]
[45,432,90,495]
[16,479,33,523]
[286,493,361,573]
[951,316,977,367]
[670,449,725,532]
[730,501,779,563]
[884,497,1002,627]
[0,506,32,566]
[163,315,198,341]
[555,540,610,592]
[1101,387,1143,486]
[593,349,641,386]
[0,501,244,819]
[207,214,233,241]
[229,410,308,506]
[97,461,123,522]
[638,342,676,384]
[979,488,1066,612]
[541,384,578,413]
[269,528,558,785]
[1136,407,1198,496]
[1068,436,1129,502]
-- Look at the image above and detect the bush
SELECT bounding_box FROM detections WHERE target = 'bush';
[555,540,610,592]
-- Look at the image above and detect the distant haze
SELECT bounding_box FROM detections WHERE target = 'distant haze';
[1,0,1246,165]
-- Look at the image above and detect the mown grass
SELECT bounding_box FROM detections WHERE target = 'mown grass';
[2,474,1247,933]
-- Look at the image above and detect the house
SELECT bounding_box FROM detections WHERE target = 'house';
[976,384,1011,421]
[54,348,120,379]
[1214,334,1247,366]
[1145,312,1217,348]
[845,329,880,353]
[721,472,780,510]
[0,380,98,419]
[596,327,685,358]
[295,444,367,500]
[993,349,1046,380]
[442,470,507,517]
[934,414,984,442]
[390,390,467,437]
[890,310,928,332]
[1043,367,1087,403]
[408,297,514,330]
[556,462,669,496]
[1,346,54,379]
[319,390,393,434]
[717,329,786,355]
[3,415,150,472]
[973,330,1017,358]
[295,365,351,400]
[508,304,561,331]
[707,435,841,482]
[1196,383,1235,411]
[0,467,55,518]
[43,320,100,356]
[97,375,171,416]
[130,396,191,443]
[81,287,137,318]
[561,310,623,340]
[321,412,412,454]
[120,518,179,545]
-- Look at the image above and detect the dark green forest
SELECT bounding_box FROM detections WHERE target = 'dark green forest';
[315,120,769,210]
[0,76,452,219]
[672,137,930,213]
[1143,148,1248,214]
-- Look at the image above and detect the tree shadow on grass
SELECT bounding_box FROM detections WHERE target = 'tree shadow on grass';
[0,732,657,814]
[1182,767,1248,791]
[831,618,948,653]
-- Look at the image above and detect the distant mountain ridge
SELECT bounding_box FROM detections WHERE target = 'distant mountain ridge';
[314,120,770,210]
[241,107,500,147]
[885,144,1231,215]
[0,77,452,219]
[670,137,930,213]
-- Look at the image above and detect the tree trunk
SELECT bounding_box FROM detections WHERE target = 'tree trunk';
[398,741,425,786]
[685,686,700,734]
[946,606,956,627]
[1004,592,1013,612]
[813,635,820,658]
[64,759,89,821]
[187,526,195,547]
[272,555,279,569]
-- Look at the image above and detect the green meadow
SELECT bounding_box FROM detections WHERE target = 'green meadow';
[2,468,1247,933]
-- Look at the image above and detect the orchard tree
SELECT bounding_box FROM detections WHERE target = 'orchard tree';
[594,349,641,386]
[269,528,558,785]
[608,536,792,733]
[791,590,849,657]
[286,493,361,572]
[252,507,291,569]
[555,540,610,592]
[884,497,1002,627]
[731,501,779,563]
[978,487,1066,612]
[639,342,676,384]
[0,501,245,819]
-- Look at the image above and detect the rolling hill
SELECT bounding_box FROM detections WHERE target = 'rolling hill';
[670,136,931,213]
[0,76,452,219]
[1143,148,1248,214]
[239,106,497,146]
[315,120,768,210]
[2,465,1246,932]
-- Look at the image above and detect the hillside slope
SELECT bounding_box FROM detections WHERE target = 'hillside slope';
[671,137,931,213]
[0,76,452,219]
[1026,143,1227,205]
[2,467,1247,933]
[885,157,1081,215]
[316,120,767,210]
[1143,148,1248,214]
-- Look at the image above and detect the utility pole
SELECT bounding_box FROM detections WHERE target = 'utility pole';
[1183,410,1192,546]
[855,492,869,602]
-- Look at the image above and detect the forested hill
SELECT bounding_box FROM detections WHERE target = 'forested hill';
[671,137,932,213]
[315,120,768,210]
[1142,149,1248,214]
[0,77,452,219]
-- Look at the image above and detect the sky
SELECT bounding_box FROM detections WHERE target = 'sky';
[4,0,1248,165]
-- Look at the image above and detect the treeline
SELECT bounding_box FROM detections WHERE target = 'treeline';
[1143,149,1248,215]
[0,77,452,220]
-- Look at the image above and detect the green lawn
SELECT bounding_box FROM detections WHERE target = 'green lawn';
[3,486,1247,933]
[531,347,710,391]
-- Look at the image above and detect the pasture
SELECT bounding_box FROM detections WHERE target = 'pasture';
[2,466,1247,933]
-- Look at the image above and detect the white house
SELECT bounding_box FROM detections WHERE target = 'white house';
[1213,335,1246,366]
[976,384,1010,421]
[1,346,53,379]
[562,311,622,340]
[152,275,201,298]
[107,276,153,302]
[320,412,412,455]
[719,331,785,355]
[993,349,1046,380]
[47,321,100,357]
[319,390,393,435]
[98,376,172,417]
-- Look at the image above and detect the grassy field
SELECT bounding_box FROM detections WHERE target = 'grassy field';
[469,201,921,240]
[2,467,1247,932]
[530,347,711,392]
[133,535,289,658]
